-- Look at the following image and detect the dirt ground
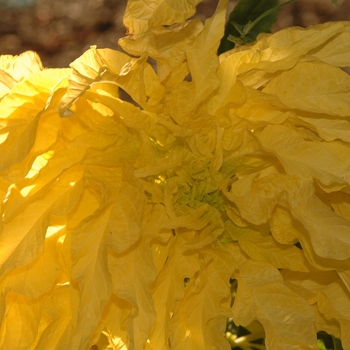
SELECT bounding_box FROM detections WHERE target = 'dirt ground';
[0,0,350,68]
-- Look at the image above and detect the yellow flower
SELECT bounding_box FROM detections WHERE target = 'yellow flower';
[1,0,350,349]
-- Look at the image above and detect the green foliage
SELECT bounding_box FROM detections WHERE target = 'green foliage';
[218,0,338,54]
[315,332,344,350]
[219,0,280,53]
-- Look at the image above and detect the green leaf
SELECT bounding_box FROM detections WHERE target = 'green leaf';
[317,339,327,350]
[218,0,279,54]
[333,335,343,350]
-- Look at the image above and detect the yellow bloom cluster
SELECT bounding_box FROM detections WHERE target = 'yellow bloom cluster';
[0,0,350,349]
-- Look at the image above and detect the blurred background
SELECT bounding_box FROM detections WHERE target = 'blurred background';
[0,0,349,68]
